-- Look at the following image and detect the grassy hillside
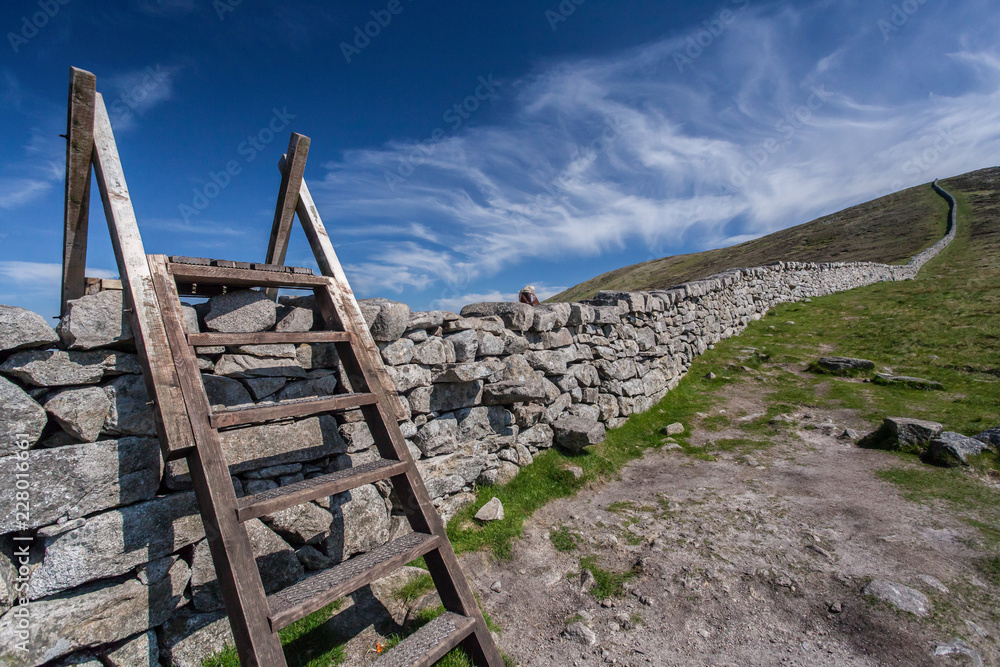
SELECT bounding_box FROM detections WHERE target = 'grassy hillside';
[550,178,956,302]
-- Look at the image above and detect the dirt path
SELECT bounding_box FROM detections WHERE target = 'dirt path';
[467,391,998,666]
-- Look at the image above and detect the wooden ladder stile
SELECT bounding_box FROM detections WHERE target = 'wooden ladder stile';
[61,67,504,667]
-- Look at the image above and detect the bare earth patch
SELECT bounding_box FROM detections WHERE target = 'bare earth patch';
[468,387,998,666]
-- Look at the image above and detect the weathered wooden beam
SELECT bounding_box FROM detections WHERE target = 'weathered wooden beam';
[264,133,310,300]
[91,93,196,461]
[62,67,97,315]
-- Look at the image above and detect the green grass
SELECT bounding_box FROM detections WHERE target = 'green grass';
[393,573,436,605]
[549,524,580,552]
[202,601,346,667]
[579,555,640,599]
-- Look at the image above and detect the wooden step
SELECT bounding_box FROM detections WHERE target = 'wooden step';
[187,331,351,347]
[376,612,477,667]
[169,256,314,274]
[237,458,408,522]
[268,532,441,631]
[167,261,329,289]
[209,393,378,428]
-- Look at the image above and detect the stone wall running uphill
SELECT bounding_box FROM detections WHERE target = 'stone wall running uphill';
[0,183,956,666]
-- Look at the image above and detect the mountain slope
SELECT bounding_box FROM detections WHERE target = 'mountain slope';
[549,177,963,303]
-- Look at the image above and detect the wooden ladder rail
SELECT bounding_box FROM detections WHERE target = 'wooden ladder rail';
[267,135,503,665]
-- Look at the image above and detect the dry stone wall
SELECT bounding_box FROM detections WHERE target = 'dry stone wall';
[0,186,955,665]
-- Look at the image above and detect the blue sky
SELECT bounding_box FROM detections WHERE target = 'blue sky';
[1,0,998,319]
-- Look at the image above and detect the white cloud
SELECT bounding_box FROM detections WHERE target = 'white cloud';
[309,1,1000,306]
[0,262,117,284]
[0,179,52,209]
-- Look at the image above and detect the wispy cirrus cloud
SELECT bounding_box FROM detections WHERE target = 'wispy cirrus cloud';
[309,0,1000,308]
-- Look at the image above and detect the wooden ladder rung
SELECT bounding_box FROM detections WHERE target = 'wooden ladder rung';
[209,393,378,428]
[187,331,351,347]
[268,532,441,631]
[237,458,408,522]
[376,612,477,667]
[169,256,314,274]
[167,262,329,289]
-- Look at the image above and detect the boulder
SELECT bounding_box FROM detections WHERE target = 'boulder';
[233,343,297,359]
[974,426,1000,449]
[57,290,134,350]
[190,519,304,612]
[873,373,944,390]
[202,374,254,408]
[0,558,188,666]
[416,442,488,499]
[339,421,374,453]
[553,415,606,453]
[927,431,990,467]
[563,621,597,646]
[816,356,875,372]
[0,375,47,453]
[526,350,568,375]
[460,302,534,331]
[407,381,484,414]
[380,338,415,366]
[530,303,571,332]
[862,579,930,616]
[482,379,547,405]
[264,502,335,546]
[413,416,460,457]
[860,416,944,453]
[213,354,307,379]
[357,298,411,341]
[519,423,554,449]
[0,304,59,352]
[567,303,595,326]
[43,386,112,442]
[0,349,141,386]
[662,422,685,436]
[105,629,159,667]
[158,609,233,667]
[474,497,504,522]
[386,364,432,392]
[332,484,391,559]
[275,306,314,333]
[446,329,479,362]
[102,374,157,437]
[407,310,458,330]
[278,374,338,402]
[204,290,276,333]
[432,361,499,384]
[477,332,505,356]
[410,338,449,365]
[26,493,204,599]
[0,437,161,533]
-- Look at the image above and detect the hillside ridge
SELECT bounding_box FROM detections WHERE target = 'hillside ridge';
[547,171,994,303]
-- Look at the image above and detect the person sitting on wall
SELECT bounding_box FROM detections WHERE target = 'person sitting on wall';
[519,285,540,306]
